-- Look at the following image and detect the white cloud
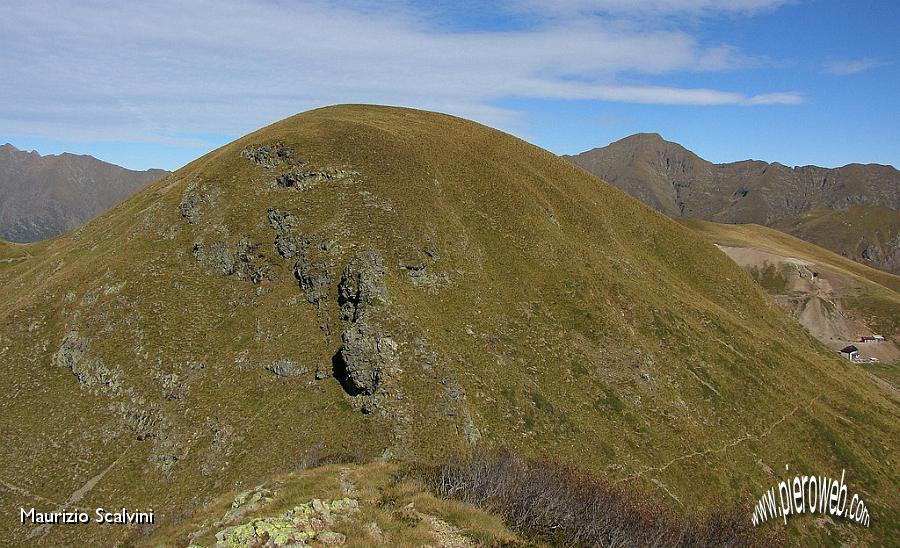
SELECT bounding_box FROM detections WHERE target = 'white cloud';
[511,0,791,17]
[0,0,799,145]
[825,58,887,76]
[742,92,804,105]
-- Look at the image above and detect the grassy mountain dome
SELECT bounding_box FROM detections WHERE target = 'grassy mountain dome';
[1,105,896,545]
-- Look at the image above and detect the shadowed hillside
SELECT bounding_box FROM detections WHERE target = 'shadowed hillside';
[1,106,896,545]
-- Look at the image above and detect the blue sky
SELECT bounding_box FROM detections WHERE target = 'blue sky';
[1,0,897,171]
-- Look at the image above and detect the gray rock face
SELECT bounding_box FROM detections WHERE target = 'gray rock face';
[241,142,296,168]
[336,321,397,396]
[275,169,356,191]
[192,239,271,283]
[295,260,331,304]
[52,330,88,371]
[267,207,332,303]
[338,251,389,321]
[862,244,882,262]
[266,359,308,378]
[193,242,236,275]
[331,249,396,402]
[267,208,307,260]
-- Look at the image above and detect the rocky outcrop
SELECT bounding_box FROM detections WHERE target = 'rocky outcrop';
[192,242,235,275]
[338,251,389,321]
[331,250,398,406]
[53,331,122,394]
[52,330,88,371]
[241,142,297,169]
[192,238,271,283]
[267,207,333,304]
[52,329,174,457]
[335,322,397,396]
[398,247,450,293]
[295,260,332,305]
[179,181,211,224]
[275,169,357,191]
[267,208,306,260]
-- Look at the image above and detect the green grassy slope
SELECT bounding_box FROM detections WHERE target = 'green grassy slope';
[0,106,897,545]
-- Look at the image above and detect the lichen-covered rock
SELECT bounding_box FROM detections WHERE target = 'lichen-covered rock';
[222,486,276,523]
[266,359,308,378]
[212,496,357,547]
[336,321,397,396]
[338,250,389,321]
[241,142,296,168]
[215,517,304,547]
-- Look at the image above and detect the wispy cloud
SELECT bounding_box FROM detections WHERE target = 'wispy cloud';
[825,58,888,76]
[0,0,799,145]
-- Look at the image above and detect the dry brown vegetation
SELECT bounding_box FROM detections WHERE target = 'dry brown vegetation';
[419,450,783,547]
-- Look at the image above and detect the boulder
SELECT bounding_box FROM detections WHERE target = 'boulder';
[266,359,308,378]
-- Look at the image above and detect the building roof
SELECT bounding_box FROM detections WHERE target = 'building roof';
[840,345,859,354]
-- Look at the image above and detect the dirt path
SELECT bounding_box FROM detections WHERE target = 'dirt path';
[339,467,357,497]
[26,441,135,541]
[417,510,475,548]
[617,395,817,484]
[0,478,60,506]
[865,371,899,401]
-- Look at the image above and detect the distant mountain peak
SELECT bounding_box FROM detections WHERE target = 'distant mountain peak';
[566,135,900,273]
[0,145,169,242]
[620,132,665,142]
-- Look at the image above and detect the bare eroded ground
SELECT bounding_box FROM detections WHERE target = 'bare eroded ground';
[717,244,899,364]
